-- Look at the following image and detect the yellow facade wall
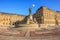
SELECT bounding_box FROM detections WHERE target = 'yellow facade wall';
[34,6,60,25]
[0,13,25,27]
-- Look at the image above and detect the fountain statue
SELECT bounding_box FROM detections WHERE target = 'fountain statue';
[27,7,36,24]
[18,5,38,28]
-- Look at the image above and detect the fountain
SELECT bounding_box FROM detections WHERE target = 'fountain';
[18,6,38,28]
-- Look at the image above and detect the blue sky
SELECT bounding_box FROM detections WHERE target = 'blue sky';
[0,0,60,15]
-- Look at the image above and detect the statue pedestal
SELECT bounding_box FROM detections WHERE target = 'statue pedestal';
[27,18,35,24]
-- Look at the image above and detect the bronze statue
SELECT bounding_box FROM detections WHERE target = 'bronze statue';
[29,7,32,14]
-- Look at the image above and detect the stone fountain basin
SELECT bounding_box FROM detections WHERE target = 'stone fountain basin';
[18,24,38,28]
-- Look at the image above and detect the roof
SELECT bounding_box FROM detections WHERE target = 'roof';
[0,12,26,17]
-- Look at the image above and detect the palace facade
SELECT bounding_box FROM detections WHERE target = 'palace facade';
[0,6,60,27]
[34,6,60,25]
[0,13,25,27]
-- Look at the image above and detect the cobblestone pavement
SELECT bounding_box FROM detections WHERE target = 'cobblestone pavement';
[0,35,60,40]
[0,26,60,40]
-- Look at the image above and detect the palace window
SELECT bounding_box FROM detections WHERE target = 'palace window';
[3,18,5,20]
[3,22,5,24]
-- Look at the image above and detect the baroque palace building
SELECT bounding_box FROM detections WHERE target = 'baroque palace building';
[0,13,25,27]
[33,6,60,25]
[0,6,60,27]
